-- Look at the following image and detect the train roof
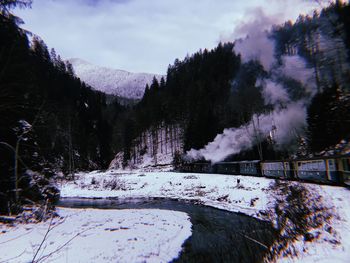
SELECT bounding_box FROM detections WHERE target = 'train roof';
[262,154,350,163]
[261,160,290,163]
[293,154,350,162]
[215,160,260,164]
[184,155,350,166]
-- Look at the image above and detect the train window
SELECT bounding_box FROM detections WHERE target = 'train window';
[299,160,326,171]
[327,159,336,171]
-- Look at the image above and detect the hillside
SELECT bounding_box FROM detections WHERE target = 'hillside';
[69,58,163,99]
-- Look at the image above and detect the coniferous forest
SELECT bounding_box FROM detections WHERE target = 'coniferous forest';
[0,1,113,213]
[1,0,350,214]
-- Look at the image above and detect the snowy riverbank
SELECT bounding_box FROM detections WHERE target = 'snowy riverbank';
[59,170,350,262]
[60,170,274,217]
[1,170,349,262]
[0,207,191,263]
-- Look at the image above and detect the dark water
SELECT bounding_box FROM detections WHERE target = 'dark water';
[58,197,276,263]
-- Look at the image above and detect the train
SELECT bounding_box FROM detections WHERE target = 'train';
[180,155,350,186]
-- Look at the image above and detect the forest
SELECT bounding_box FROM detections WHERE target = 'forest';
[119,1,350,164]
[0,0,113,213]
[0,0,350,214]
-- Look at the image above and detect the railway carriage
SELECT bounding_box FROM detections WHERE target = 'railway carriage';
[181,162,212,173]
[239,160,261,176]
[292,156,348,184]
[180,154,350,186]
[213,162,240,175]
[261,161,292,179]
[336,155,350,186]
[292,158,329,183]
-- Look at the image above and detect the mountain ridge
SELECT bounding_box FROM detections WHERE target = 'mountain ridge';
[68,58,164,99]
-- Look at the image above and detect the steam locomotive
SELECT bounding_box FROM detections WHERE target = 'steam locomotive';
[180,155,350,186]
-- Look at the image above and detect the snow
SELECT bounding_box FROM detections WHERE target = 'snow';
[60,171,271,217]
[281,185,350,263]
[2,170,349,262]
[0,208,191,263]
[109,148,174,172]
[68,58,163,99]
[109,147,175,173]
[59,171,350,262]
[109,124,183,171]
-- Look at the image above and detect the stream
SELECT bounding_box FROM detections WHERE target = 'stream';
[58,197,276,263]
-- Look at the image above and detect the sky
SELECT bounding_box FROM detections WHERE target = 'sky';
[14,0,321,74]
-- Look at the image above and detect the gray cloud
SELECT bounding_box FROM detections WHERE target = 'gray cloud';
[15,0,319,74]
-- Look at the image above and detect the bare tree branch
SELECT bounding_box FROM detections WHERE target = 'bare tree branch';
[34,227,91,263]
[31,215,54,263]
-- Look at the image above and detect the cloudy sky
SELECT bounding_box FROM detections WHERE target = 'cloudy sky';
[15,0,320,74]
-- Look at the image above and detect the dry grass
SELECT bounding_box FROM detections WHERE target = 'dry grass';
[263,180,336,262]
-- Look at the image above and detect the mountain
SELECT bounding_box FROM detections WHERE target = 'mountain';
[68,58,163,99]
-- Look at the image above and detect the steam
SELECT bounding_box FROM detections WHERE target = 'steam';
[235,33,275,71]
[260,80,290,105]
[187,103,306,163]
[279,55,316,94]
[232,8,277,71]
[186,10,316,163]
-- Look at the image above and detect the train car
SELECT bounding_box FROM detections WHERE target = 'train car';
[213,160,261,176]
[213,162,240,175]
[182,162,212,173]
[239,160,261,176]
[293,158,328,183]
[292,157,343,184]
[261,160,292,179]
[180,154,350,186]
[336,155,350,186]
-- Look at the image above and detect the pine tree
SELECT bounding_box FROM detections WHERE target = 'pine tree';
[307,84,350,152]
[0,0,32,15]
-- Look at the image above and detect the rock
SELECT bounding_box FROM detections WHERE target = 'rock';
[304,232,315,242]
[217,194,229,202]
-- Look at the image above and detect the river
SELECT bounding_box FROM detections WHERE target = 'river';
[58,197,276,263]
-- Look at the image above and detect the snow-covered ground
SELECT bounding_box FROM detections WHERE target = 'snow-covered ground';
[274,183,350,263]
[0,207,191,263]
[59,171,350,262]
[60,171,271,217]
[1,170,349,262]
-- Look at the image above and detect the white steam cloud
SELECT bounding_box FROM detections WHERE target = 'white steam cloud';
[260,80,290,105]
[186,9,316,163]
[187,103,306,163]
[234,32,275,71]
[279,55,316,94]
[232,8,277,71]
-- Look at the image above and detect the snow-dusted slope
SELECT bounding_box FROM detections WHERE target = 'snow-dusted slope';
[109,124,183,171]
[68,58,163,99]
[60,172,350,263]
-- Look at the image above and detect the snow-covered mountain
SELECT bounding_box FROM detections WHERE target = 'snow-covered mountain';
[68,58,163,99]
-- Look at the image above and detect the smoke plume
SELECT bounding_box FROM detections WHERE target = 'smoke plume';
[232,8,277,71]
[279,55,316,94]
[186,103,307,163]
[186,10,316,163]
[260,80,290,105]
